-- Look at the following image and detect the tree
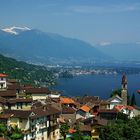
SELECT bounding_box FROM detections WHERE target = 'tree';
[0,123,7,137]
[110,89,121,97]
[130,93,136,106]
[75,123,82,140]
[60,123,70,140]
[99,116,140,140]
[0,123,23,140]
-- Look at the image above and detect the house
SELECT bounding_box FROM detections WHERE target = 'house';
[3,104,61,140]
[5,98,32,110]
[0,90,17,99]
[107,95,123,109]
[60,97,76,108]
[61,106,76,125]
[131,105,140,117]
[82,116,108,140]
[48,91,60,98]
[0,113,13,125]
[76,105,91,119]
[98,109,118,120]
[114,105,135,118]
[0,73,8,90]
[25,87,51,100]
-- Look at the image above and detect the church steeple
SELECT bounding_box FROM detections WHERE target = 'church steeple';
[121,74,128,105]
[121,74,127,90]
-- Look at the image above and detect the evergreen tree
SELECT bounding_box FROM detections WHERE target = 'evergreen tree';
[131,93,136,106]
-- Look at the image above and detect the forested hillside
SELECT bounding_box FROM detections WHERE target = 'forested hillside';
[0,54,55,86]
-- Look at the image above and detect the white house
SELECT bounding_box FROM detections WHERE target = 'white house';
[48,91,60,98]
[0,73,7,89]
[107,95,123,109]
[115,105,135,118]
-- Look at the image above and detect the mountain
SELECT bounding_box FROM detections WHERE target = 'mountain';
[97,43,140,61]
[1,26,31,35]
[0,27,111,65]
[0,54,55,86]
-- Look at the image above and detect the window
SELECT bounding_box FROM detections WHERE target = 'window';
[1,83,3,88]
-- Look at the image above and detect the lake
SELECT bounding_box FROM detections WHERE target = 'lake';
[52,74,140,106]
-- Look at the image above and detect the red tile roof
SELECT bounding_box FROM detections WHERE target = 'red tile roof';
[80,105,90,112]
[69,129,76,133]
[0,74,8,77]
[115,105,134,111]
[60,97,75,104]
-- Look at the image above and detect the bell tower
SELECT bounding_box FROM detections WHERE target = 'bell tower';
[121,74,127,105]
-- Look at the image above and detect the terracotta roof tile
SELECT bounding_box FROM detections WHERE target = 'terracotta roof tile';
[69,129,76,133]
[80,105,90,112]
[115,105,134,111]
[0,74,8,77]
[60,97,75,104]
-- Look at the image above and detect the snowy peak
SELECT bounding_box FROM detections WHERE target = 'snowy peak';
[1,26,31,35]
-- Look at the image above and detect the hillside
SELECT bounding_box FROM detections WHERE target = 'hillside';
[0,27,111,65]
[0,54,55,86]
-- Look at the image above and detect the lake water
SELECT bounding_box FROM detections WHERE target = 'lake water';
[52,74,140,106]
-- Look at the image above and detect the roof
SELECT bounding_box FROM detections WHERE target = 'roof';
[0,90,16,97]
[80,105,90,112]
[62,106,76,114]
[82,116,108,126]
[80,125,92,131]
[8,98,33,104]
[99,109,118,113]
[60,97,75,104]
[137,90,140,93]
[0,113,13,119]
[0,97,7,103]
[69,129,76,133]
[25,87,50,94]
[115,105,134,111]
[3,110,32,119]
[76,96,100,105]
[0,74,8,77]
[107,94,123,103]
[31,105,60,119]
[94,117,108,126]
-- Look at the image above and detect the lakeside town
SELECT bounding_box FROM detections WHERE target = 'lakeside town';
[0,72,140,140]
[49,66,140,78]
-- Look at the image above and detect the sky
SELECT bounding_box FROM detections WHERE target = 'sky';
[0,0,140,45]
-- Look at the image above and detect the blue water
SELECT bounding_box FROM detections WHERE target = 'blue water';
[52,74,140,106]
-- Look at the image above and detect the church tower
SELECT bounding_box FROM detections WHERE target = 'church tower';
[121,74,128,105]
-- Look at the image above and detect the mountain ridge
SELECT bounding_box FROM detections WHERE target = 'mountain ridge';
[0,27,111,65]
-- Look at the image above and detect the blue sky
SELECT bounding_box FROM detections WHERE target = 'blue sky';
[0,0,140,45]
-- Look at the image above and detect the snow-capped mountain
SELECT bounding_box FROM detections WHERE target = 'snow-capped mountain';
[0,27,111,65]
[1,26,31,35]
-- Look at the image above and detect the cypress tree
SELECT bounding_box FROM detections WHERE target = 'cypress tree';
[131,93,136,106]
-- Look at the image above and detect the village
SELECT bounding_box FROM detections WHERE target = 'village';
[0,73,140,140]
